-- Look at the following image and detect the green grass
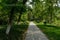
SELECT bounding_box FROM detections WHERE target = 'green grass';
[0,22,28,40]
[36,24,60,40]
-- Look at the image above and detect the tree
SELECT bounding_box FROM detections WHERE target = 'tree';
[6,0,28,34]
[17,0,27,24]
[5,0,18,34]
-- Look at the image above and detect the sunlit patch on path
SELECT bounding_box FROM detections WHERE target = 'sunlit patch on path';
[25,22,49,40]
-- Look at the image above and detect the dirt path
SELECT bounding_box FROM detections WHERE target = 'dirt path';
[25,22,49,40]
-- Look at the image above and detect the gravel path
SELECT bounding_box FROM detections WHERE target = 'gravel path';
[25,22,49,40]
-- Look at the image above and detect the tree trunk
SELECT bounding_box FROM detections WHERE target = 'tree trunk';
[6,24,12,34]
[17,13,22,24]
[6,7,15,35]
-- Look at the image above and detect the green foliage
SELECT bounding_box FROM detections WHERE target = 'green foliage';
[0,22,28,40]
[37,24,60,40]
[31,0,60,24]
[0,0,60,24]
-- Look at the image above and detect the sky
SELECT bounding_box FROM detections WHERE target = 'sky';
[26,0,60,9]
[26,0,33,9]
[57,1,60,7]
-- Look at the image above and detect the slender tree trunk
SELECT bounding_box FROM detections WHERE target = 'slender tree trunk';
[6,0,28,34]
[49,2,53,24]
[17,0,27,24]
[6,0,18,35]
[17,13,22,24]
[28,12,30,21]
[6,24,12,35]
[6,7,15,35]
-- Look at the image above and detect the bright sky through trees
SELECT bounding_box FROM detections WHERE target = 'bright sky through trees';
[57,1,60,7]
[26,0,33,9]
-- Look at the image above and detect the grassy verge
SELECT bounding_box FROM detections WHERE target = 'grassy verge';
[0,22,29,40]
[36,23,60,40]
